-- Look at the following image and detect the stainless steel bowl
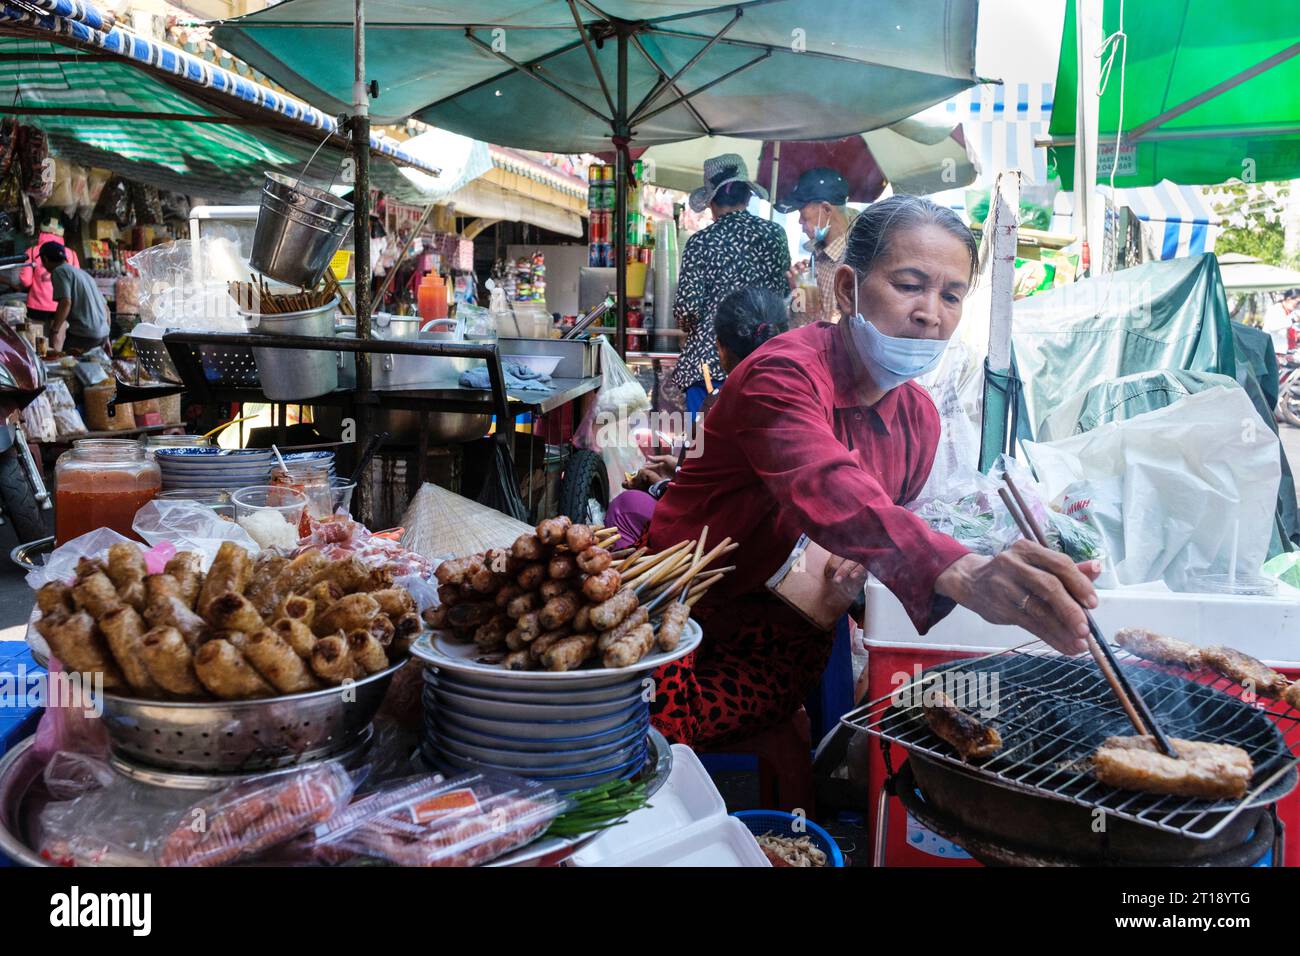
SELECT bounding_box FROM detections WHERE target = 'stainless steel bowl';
[98,661,402,773]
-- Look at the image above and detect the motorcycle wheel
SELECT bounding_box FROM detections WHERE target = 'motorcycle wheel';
[0,450,47,550]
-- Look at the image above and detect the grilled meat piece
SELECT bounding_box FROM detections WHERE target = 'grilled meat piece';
[1114,627,1204,670]
[1284,682,1300,712]
[1092,736,1253,800]
[922,691,1002,761]
[1202,646,1291,697]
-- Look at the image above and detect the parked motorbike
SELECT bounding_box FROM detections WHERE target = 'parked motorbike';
[0,316,51,550]
[1277,325,1300,427]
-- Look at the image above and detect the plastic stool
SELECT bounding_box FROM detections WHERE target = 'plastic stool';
[805,616,854,742]
[698,707,816,814]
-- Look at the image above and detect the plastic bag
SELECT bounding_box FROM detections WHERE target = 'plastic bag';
[579,337,649,493]
[907,466,1021,556]
[21,392,56,443]
[1023,386,1280,591]
[298,770,564,867]
[25,527,137,590]
[132,499,258,563]
[45,378,86,438]
[593,336,649,418]
[159,762,356,867]
[37,771,195,866]
[127,238,252,333]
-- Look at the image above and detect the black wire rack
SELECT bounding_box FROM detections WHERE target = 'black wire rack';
[840,642,1300,840]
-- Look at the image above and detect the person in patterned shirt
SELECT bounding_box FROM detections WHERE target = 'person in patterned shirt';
[672,153,791,415]
[777,167,856,326]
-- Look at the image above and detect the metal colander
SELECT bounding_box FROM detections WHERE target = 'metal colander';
[130,335,182,384]
[98,661,402,773]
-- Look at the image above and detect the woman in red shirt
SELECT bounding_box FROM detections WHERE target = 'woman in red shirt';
[647,196,1101,747]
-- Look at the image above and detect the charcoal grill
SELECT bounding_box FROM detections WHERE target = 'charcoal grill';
[840,643,1300,847]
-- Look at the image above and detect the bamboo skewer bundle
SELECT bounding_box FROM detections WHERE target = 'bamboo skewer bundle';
[227,280,334,316]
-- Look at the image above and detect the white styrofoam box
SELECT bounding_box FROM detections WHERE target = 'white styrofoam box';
[593,816,771,867]
[864,576,1300,667]
[569,744,727,867]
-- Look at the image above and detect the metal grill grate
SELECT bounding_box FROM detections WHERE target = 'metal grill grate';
[840,643,1300,840]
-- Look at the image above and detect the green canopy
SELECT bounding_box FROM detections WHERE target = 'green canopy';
[1047,0,1300,188]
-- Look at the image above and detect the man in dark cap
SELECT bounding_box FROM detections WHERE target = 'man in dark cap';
[39,241,110,354]
[777,167,855,325]
[672,153,790,416]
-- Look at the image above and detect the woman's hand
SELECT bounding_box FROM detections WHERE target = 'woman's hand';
[934,540,1102,655]
[824,554,868,588]
[622,453,677,491]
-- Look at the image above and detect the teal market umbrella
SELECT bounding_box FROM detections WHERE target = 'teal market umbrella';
[216,0,981,346]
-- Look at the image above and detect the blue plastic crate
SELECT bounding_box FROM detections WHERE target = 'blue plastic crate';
[732,810,845,867]
[0,644,44,757]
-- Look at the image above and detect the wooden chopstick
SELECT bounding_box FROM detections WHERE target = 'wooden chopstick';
[999,478,1179,758]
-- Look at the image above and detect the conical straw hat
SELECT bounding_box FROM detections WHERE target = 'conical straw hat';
[399,482,534,559]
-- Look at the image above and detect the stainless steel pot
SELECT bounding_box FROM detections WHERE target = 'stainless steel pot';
[376,409,492,444]
[247,298,340,400]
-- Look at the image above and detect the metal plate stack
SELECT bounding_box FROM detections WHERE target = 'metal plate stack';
[411,619,702,791]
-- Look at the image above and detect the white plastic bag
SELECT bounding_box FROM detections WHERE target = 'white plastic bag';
[132,499,258,561]
[45,379,86,438]
[1023,386,1279,591]
[21,392,56,443]
[127,238,252,333]
[580,337,649,492]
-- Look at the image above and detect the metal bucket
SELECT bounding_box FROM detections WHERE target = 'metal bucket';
[250,172,354,288]
[247,298,340,401]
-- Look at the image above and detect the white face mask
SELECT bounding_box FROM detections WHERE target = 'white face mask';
[846,273,946,391]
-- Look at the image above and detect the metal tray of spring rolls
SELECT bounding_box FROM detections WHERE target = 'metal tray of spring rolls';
[0,728,673,868]
[96,659,404,773]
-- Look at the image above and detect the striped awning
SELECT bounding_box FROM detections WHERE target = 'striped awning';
[943,80,1055,186]
[0,1,448,202]
[1103,181,1221,261]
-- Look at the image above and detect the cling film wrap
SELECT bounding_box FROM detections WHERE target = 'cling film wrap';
[159,761,355,867]
[299,770,565,867]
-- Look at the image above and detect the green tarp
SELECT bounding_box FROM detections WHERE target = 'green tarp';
[1049,0,1300,188]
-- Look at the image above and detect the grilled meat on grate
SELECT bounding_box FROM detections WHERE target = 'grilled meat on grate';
[1092,736,1253,800]
[923,690,1003,761]
[1202,646,1291,698]
[1115,627,1204,669]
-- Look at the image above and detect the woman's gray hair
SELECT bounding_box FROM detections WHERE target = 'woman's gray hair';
[843,194,977,282]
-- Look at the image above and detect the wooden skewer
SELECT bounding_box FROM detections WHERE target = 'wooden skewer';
[621,540,693,582]
[633,549,696,594]
[645,536,733,609]
[614,547,648,573]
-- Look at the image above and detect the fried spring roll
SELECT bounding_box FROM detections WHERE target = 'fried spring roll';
[245,628,320,694]
[246,555,290,618]
[194,639,273,699]
[602,623,656,668]
[277,594,315,627]
[36,582,73,617]
[346,630,389,674]
[140,627,204,697]
[273,617,318,659]
[163,552,203,608]
[206,592,266,634]
[144,596,207,650]
[44,611,125,689]
[198,542,253,616]
[72,571,122,619]
[313,593,381,637]
[98,606,160,694]
[106,543,147,609]
[305,581,344,612]
[371,588,416,619]
[144,573,182,607]
[308,555,371,594]
[275,548,328,595]
[310,635,356,685]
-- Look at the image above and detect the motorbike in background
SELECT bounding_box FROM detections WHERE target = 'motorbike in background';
[0,315,50,549]
[1277,325,1300,427]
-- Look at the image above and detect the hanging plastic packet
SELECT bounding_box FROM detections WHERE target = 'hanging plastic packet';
[297,770,566,867]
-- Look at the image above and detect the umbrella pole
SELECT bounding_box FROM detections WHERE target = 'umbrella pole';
[351,0,376,525]
[614,28,629,358]
[769,141,780,221]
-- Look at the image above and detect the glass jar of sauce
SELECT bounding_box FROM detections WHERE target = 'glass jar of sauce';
[271,460,333,535]
[55,439,161,544]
